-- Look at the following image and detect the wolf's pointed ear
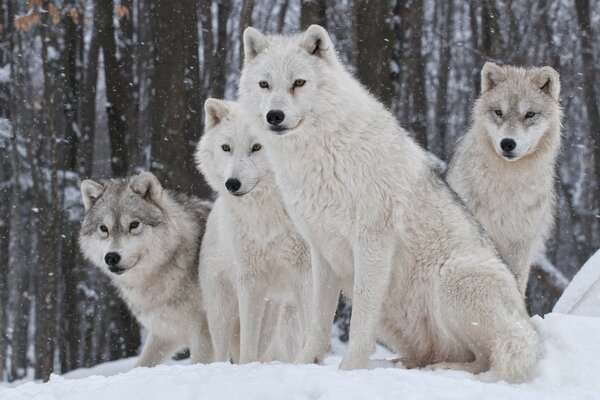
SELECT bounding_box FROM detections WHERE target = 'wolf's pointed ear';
[81,180,104,212]
[204,98,231,129]
[532,66,560,101]
[243,27,268,61]
[131,171,163,205]
[301,25,334,61]
[481,62,507,93]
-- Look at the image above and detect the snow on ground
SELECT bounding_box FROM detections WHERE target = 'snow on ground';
[1,313,600,400]
[554,248,600,317]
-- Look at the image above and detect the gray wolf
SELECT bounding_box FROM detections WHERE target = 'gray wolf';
[79,171,213,367]
[447,62,562,296]
[238,25,541,383]
[196,99,311,363]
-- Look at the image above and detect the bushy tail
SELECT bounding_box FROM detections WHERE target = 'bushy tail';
[490,321,542,383]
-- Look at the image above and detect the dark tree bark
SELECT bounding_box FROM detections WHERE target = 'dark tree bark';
[434,0,454,160]
[35,1,59,380]
[277,0,289,32]
[574,0,600,213]
[211,0,231,99]
[481,0,503,59]
[397,0,428,148]
[354,0,394,108]
[301,0,326,29]
[150,0,209,196]
[79,16,99,177]
[96,0,130,177]
[240,0,255,67]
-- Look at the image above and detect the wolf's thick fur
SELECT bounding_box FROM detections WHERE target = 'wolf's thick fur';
[238,25,540,382]
[447,63,563,296]
[79,172,213,367]
[196,99,311,363]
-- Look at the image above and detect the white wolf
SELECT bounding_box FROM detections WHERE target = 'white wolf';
[79,172,213,367]
[238,25,541,382]
[447,63,562,296]
[196,99,311,363]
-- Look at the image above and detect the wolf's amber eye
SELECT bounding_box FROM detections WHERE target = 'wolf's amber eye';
[251,143,262,152]
[129,221,139,230]
[525,111,536,119]
[100,225,108,233]
[494,110,503,117]
[293,79,306,88]
[259,81,269,89]
[221,144,230,152]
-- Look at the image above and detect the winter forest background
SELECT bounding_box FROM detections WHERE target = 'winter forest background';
[0,0,598,383]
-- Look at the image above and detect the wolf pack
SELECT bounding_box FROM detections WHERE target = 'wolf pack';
[78,25,563,383]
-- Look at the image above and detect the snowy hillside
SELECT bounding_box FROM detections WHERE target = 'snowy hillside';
[1,313,600,400]
[554,249,600,317]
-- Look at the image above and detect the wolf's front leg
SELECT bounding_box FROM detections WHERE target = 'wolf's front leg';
[296,247,340,364]
[135,333,179,368]
[339,234,394,370]
[189,311,214,364]
[238,273,267,363]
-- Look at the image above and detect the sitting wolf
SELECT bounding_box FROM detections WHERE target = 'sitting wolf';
[238,25,541,382]
[447,62,563,296]
[196,99,311,364]
[79,171,213,367]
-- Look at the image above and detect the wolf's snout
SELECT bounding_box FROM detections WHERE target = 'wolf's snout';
[266,110,285,126]
[500,138,516,153]
[225,178,242,193]
[105,252,121,266]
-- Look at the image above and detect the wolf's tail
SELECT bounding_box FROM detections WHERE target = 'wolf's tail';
[490,320,542,383]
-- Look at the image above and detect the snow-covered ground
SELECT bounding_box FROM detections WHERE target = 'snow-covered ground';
[0,313,599,399]
[554,249,600,317]
[3,250,600,400]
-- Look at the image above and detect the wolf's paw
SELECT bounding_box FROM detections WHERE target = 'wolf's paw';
[339,353,369,370]
[295,346,325,364]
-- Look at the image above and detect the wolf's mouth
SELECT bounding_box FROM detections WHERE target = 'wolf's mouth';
[109,257,140,275]
[269,119,303,135]
[109,265,127,275]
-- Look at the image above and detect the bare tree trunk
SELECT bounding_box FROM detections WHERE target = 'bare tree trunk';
[200,0,214,98]
[481,0,502,59]
[434,0,454,160]
[211,0,231,99]
[150,0,209,196]
[240,0,255,67]
[574,0,600,213]
[0,0,13,380]
[35,2,59,380]
[79,17,99,177]
[354,0,393,108]
[301,0,326,29]
[400,0,428,148]
[277,0,289,32]
[96,0,130,177]
[7,28,32,383]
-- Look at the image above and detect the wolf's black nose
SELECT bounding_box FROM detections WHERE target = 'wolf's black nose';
[225,178,241,193]
[105,252,121,266]
[500,138,516,152]
[266,110,285,125]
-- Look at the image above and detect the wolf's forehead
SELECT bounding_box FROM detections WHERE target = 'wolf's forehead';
[86,191,161,225]
[218,120,258,146]
[258,46,312,78]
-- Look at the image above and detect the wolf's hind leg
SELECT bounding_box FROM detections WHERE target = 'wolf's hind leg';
[430,356,489,375]
[135,334,179,368]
